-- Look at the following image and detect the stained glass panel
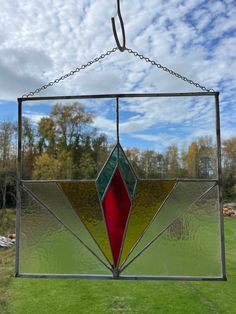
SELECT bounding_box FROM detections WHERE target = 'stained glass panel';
[59,181,113,264]
[118,145,137,198]
[19,189,111,275]
[121,186,221,277]
[120,180,175,264]
[96,147,118,199]
[121,181,215,267]
[18,94,223,280]
[102,168,131,266]
[22,181,110,266]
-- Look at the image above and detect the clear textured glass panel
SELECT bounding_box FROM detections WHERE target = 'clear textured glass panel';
[102,168,131,267]
[119,96,217,179]
[19,188,111,275]
[120,180,175,264]
[23,182,110,266]
[122,181,215,267]
[21,97,116,180]
[121,186,221,277]
[59,181,112,264]
[96,146,118,199]
[118,145,137,198]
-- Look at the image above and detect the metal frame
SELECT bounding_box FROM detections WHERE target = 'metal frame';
[16,92,226,281]
[17,274,223,281]
[15,99,22,276]
[215,93,226,280]
[18,92,217,102]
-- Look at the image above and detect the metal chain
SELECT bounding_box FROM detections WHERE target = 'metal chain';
[126,47,215,92]
[22,48,118,98]
[22,45,214,97]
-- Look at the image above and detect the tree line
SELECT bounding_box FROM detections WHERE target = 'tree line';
[0,102,235,213]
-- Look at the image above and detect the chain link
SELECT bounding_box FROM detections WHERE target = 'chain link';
[22,48,118,98]
[22,45,214,97]
[126,47,214,92]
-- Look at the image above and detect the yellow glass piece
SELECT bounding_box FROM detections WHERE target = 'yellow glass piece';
[120,180,175,265]
[59,181,112,264]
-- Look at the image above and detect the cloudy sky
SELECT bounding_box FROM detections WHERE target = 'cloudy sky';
[0,0,235,151]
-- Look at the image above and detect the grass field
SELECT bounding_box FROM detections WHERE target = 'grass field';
[1,213,236,313]
[0,209,15,313]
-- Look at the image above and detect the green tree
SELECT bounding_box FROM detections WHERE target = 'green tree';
[91,133,109,173]
[222,137,236,200]
[57,150,76,179]
[32,153,61,180]
[50,103,93,149]
[198,136,216,178]
[125,148,142,176]
[182,141,199,178]
[164,145,180,177]
[78,152,97,179]
[35,102,109,180]
[139,150,164,178]
[38,117,56,155]
[0,121,17,211]
[182,136,215,179]
[222,137,236,178]
[22,117,36,179]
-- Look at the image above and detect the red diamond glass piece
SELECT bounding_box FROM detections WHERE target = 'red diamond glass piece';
[102,168,131,267]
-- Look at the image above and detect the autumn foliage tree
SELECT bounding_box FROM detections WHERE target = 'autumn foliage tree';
[31,102,109,180]
[222,137,236,200]
[0,103,236,209]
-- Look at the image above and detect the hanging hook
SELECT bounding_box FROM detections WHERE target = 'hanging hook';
[111,0,126,52]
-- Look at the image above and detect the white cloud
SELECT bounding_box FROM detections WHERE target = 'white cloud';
[23,111,48,124]
[0,0,235,140]
[92,115,116,135]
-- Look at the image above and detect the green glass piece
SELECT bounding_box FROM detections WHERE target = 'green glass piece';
[121,186,221,277]
[118,146,137,198]
[23,182,109,266]
[122,181,215,267]
[20,188,111,275]
[96,147,118,199]
[59,181,113,264]
[120,180,175,264]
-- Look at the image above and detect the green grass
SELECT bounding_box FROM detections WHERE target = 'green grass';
[0,248,14,314]
[0,208,15,314]
[1,217,236,313]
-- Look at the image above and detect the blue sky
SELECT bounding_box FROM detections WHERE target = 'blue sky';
[0,0,235,152]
